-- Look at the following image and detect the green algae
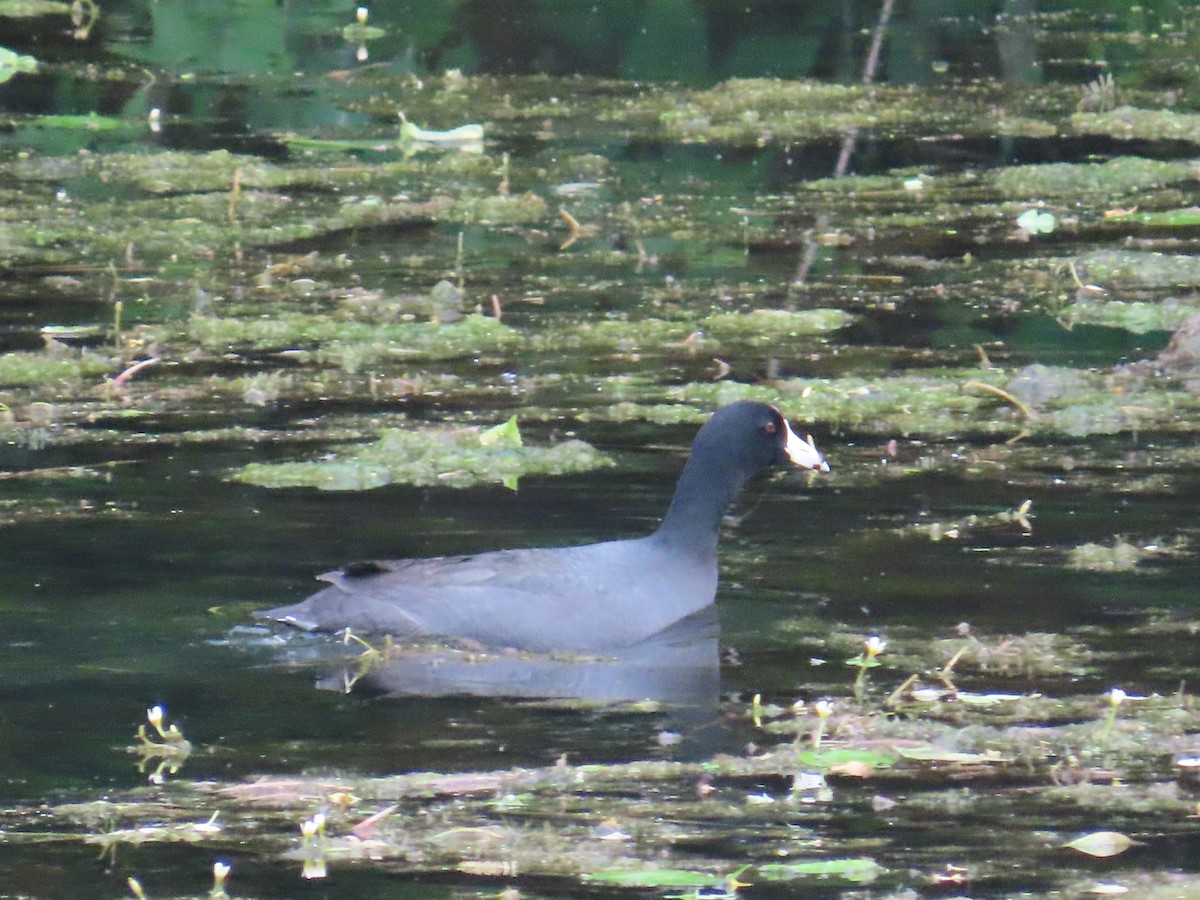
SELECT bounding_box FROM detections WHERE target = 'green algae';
[1077,250,1200,290]
[179,312,520,366]
[656,78,973,145]
[668,373,1008,438]
[0,349,115,387]
[1059,294,1200,333]
[1115,207,1200,227]
[232,422,611,491]
[1072,106,1200,143]
[1066,537,1186,573]
[702,308,854,338]
[991,156,1200,199]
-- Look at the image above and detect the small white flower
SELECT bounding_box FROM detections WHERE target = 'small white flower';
[814,699,834,719]
[1108,687,1127,707]
[212,860,231,883]
[356,6,369,23]
[865,636,887,657]
[147,705,164,728]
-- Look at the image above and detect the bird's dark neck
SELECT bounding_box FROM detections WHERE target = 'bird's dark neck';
[652,453,749,557]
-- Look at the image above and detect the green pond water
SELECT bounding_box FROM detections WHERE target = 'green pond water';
[3,1,1200,897]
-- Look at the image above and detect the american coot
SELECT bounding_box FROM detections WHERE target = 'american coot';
[256,401,829,652]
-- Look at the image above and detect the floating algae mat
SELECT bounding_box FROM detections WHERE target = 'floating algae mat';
[233,419,610,490]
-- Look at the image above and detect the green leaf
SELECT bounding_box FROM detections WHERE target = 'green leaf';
[0,46,38,84]
[1016,208,1056,234]
[757,857,883,882]
[896,746,1006,764]
[0,1,71,17]
[584,868,726,887]
[794,748,898,770]
[1132,207,1200,227]
[31,113,127,130]
[479,415,522,448]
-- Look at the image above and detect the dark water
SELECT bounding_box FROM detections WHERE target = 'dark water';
[3,1,1200,897]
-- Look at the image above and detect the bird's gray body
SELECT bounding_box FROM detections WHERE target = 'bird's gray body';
[265,535,717,652]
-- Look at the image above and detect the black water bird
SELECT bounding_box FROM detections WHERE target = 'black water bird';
[256,401,829,652]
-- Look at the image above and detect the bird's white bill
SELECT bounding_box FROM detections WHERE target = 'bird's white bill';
[782,419,830,472]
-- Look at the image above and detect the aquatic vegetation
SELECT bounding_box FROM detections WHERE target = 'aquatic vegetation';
[179,312,520,365]
[992,156,1199,199]
[1057,294,1200,333]
[658,78,951,145]
[670,373,1011,438]
[1066,537,1181,572]
[1016,207,1056,235]
[0,45,37,83]
[1077,249,1200,290]
[932,630,1090,679]
[0,349,114,387]
[846,635,886,702]
[232,421,610,491]
[7,19,1200,897]
[1072,105,1200,143]
[127,705,192,785]
[398,113,485,155]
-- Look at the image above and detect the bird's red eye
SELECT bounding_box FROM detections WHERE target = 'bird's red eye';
[763,421,777,435]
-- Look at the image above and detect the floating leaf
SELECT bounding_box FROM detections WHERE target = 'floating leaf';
[280,134,397,153]
[1064,831,1133,858]
[341,23,386,42]
[584,868,726,887]
[756,858,882,883]
[1017,208,1057,234]
[1130,207,1200,227]
[479,415,522,448]
[31,113,126,130]
[794,748,898,771]
[897,746,1007,764]
[399,115,485,154]
[0,46,37,84]
[0,1,71,17]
